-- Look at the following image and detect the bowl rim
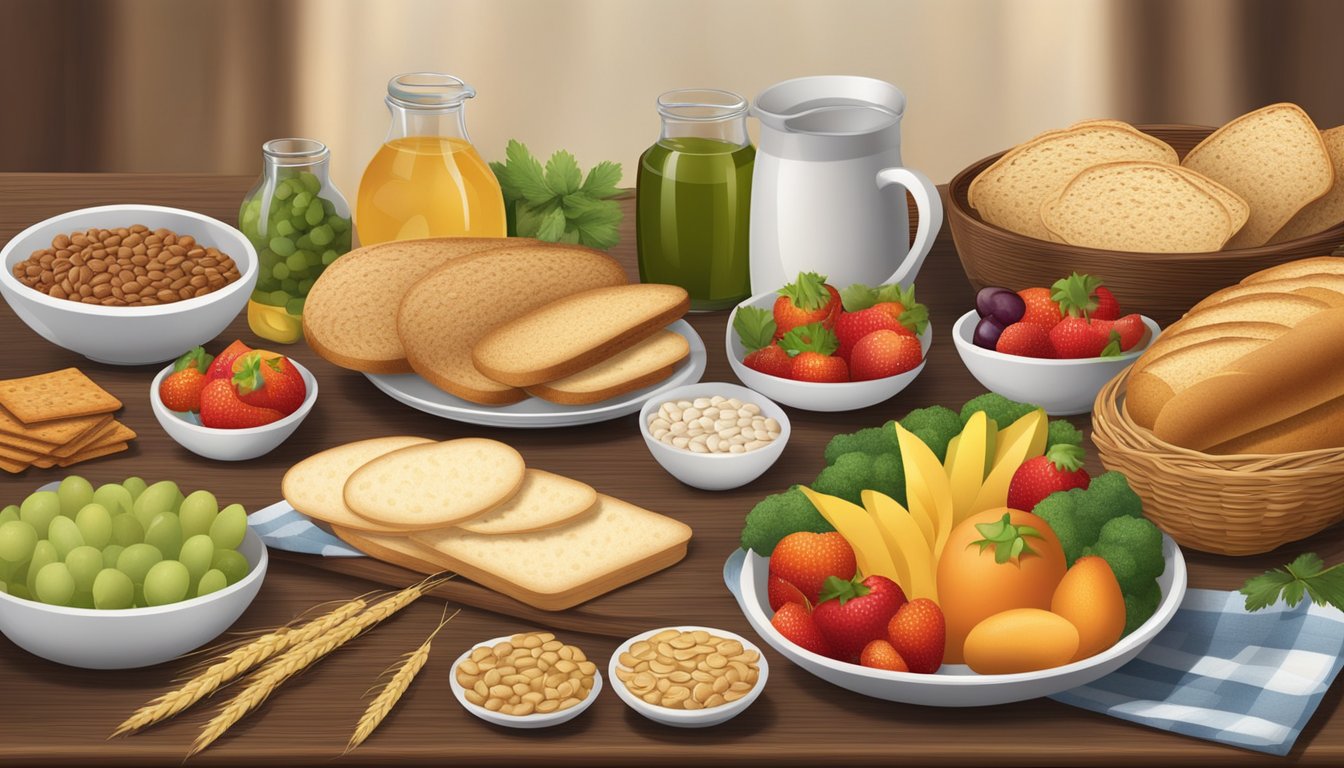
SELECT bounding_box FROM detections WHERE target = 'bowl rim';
[948,123,1344,259]
[607,624,769,722]
[638,382,792,462]
[448,634,604,727]
[952,309,1160,367]
[150,357,319,436]
[0,524,268,617]
[0,203,259,317]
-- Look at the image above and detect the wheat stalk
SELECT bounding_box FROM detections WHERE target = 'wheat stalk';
[346,607,460,753]
[112,597,370,737]
[189,575,450,758]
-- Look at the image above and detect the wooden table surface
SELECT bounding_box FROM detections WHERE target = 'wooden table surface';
[0,173,1341,766]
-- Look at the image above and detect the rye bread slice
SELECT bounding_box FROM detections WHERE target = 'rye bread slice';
[526,330,690,406]
[1270,126,1344,242]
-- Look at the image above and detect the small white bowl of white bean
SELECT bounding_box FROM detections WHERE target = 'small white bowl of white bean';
[449,631,602,730]
[608,625,768,728]
[639,383,790,491]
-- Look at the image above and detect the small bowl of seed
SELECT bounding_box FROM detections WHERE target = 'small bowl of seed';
[609,625,768,728]
[639,382,791,491]
[450,631,602,730]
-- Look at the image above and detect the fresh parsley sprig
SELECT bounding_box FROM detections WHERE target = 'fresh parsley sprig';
[490,140,624,249]
[1240,553,1344,611]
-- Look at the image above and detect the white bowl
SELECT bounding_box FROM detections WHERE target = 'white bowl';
[639,383,790,491]
[726,291,931,412]
[952,310,1161,416]
[608,625,768,728]
[0,526,267,669]
[724,536,1186,707]
[449,636,603,729]
[0,204,258,365]
[150,359,318,461]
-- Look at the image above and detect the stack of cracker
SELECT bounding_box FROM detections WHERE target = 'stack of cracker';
[0,368,136,474]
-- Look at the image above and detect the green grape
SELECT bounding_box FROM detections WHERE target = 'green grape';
[330,215,350,233]
[275,219,295,238]
[321,249,339,266]
[102,544,124,570]
[64,546,103,592]
[0,520,38,563]
[116,543,162,585]
[26,541,57,595]
[296,234,315,251]
[291,190,313,211]
[273,262,291,281]
[19,491,61,538]
[309,224,334,246]
[92,568,134,609]
[179,490,219,539]
[72,591,95,610]
[299,172,320,195]
[74,503,113,549]
[8,584,30,601]
[196,569,228,597]
[122,477,148,500]
[47,516,84,559]
[0,505,18,525]
[210,504,247,551]
[56,476,94,516]
[0,557,27,587]
[269,237,296,257]
[269,289,289,306]
[285,297,305,315]
[143,560,190,606]
[281,278,299,293]
[211,549,250,585]
[179,534,214,581]
[34,562,75,606]
[133,584,147,608]
[92,483,133,516]
[132,480,179,530]
[111,513,144,546]
[304,200,324,226]
[285,251,307,272]
[145,513,183,560]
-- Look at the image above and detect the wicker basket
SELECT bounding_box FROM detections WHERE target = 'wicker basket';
[1091,370,1344,556]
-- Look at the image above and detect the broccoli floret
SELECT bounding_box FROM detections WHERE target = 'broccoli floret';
[959,393,1037,431]
[1033,488,1089,565]
[822,423,898,465]
[740,486,834,555]
[812,451,905,508]
[1091,516,1165,594]
[898,405,962,462]
[1122,578,1161,636]
[1046,419,1084,450]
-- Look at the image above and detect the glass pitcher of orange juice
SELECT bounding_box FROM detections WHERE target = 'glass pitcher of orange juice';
[357,73,506,244]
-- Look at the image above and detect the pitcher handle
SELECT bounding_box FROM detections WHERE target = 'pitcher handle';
[875,167,943,289]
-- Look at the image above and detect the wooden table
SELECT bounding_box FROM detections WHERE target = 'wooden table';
[0,174,1340,766]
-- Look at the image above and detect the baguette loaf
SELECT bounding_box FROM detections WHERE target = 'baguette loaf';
[1129,321,1288,378]
[1241,256,1344,284]
[1188,274,1344,312]
[1208,396,1344,454]
[1126,337,1272,429]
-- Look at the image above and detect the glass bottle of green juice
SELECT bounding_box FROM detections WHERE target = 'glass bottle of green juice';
[637,89,754,311]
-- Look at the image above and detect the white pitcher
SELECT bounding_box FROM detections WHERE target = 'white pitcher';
[749,76,943,294]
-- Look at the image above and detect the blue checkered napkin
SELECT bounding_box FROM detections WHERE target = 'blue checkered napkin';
[1051,588,1344,756]
[246,500,365,557]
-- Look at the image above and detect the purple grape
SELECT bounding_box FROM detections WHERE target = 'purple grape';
[973,315,1007,350]
[975,287,1026,325]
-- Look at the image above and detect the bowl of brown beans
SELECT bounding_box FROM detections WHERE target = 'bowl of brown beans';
[450,631,602,729]
[0,205,257,365]
[609,626,768,728]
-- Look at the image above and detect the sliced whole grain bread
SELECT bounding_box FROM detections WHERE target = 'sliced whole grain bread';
[1188,274,1344,312]
[1270,126,1344,243]
[456,469,597,535]
[525,330,690,406]
[282,435,433,533]
[1131,321,1289,377]
[1241,256,1344,284]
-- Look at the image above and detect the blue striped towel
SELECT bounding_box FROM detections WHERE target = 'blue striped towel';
[246,500,365,558]
[1052,588,1344,756]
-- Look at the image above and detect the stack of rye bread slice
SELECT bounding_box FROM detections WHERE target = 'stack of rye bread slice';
[282,436,693,610]
[301,238,691,405]
[1125,257,1344,453]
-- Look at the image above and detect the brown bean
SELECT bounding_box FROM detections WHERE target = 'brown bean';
[156,288,176,302]
[88,258,107,273]
[92,284,112,298]
[52,234,70,249]
[90,272,112,286]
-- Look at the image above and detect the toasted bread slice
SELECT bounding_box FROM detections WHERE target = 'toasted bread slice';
[1188,274,1344,313]
[398,245,628,405]
[282,436,434,533]
[1271,126,1344,242]
[473,284,690,388]
[303,238,531,373]
[457,469,597,535]
[526,330,690,406]
[1241,256,1344,284]
[1181,103,1334,248]
[330,527,445,575]
[1126,337,1271,429]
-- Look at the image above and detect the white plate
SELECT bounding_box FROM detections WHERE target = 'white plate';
[449,635,603,729]
[608,625,768,728]
[723,536,1187,707]
[364,321,706,429]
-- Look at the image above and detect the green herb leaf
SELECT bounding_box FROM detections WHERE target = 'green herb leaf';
[734,307,778,352]
[1241,552,1344,611]
[497,140,553,206]
[489,161,516,205]
[536,205,568,241]
[580,161,623,199]
[544,150,582,196]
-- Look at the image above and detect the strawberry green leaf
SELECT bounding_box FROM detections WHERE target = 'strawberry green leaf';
[899,303,930,336]
[971,512,1041,564]
[874,283,918,309]
[173,346,213,374]
[544,150,582,196]
[733,306,778,352]
[817,575,870,605]
[580,160,623,199]
[780,322,840,356]
[840,284,877,312]
[231,353,265,397]
[1051,272,1104,318]
[778,272,832,312]
[1100,330,1123,357]
[1044,443,1085,472]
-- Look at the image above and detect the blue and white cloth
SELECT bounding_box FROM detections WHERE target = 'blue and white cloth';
[1052,588,1344,756]
[246,500,365,557]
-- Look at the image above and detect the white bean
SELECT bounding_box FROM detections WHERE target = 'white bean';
[693,397,711,409]
[737,417,753,428]
[711,395,726,405]
[730,444,745,454]
[671,421,687,436]
[652,393,780,455]
[720,426,740,439]
[660,433,675,444]
[698,416,714,431]
[767,430,780,439]
[666,407,682,423]
[742,403,761,415]
[653,428,669,440]
[764,418,780,432]
[707,435,720,452]
[726,398,742,409]
[651,418,670,431]
[689,441,709,454]
[730,434,748,445]
[704,406,720,419]
[745,440,766,451]
[683,407,702,421]
[673,437,690,449]
[677,400,692,409]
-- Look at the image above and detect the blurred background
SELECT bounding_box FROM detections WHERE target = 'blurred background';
[4,0,1342,193]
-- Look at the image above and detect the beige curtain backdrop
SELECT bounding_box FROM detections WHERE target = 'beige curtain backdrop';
[4,0,1343,196]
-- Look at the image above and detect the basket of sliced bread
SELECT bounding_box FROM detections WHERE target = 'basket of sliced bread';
[1091,257,1344,555]
[948,105,1344,326]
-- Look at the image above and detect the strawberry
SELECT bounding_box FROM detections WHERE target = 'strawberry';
[781,323,848,382]
[1007,443,1091,512]
[769,531,858,604]
[206,339,252,382]
[791,352,848,382]
[771,601,834,657]
[834,307,909,359]
[1092,285,1121,320]
[158,346,214,413]
[231,351,307,415]
[768,574,812,612]
[886,598,946,674]
[1099,313,1146,354]
[995,322,1053,358]
[837,283,928,358]
[859,639,909,672]
[1052,272,1121,323]
[199,378,285,429]
[850,330,923,381]
[734,306,792,378]
[1048,316,1108,358]
[773,272,841,338]
[1018,286,1063,328]
[744,345,792,378]
[812,574,907,662]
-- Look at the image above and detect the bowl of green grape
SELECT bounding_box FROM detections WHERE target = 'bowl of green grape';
[0,476,267,669]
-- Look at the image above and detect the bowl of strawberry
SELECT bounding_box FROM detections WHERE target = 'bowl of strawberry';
[151,339,318,461]
[726,273,931,412]
[953,274,1160,415]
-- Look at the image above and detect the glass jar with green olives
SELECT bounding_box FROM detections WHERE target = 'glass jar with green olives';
[239,138,354,344]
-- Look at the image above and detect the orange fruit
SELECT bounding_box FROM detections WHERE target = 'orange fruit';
[963,608,1079,675]
[1051,555,1126,661]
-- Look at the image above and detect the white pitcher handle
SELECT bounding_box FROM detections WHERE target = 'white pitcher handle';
[875,167,943,289]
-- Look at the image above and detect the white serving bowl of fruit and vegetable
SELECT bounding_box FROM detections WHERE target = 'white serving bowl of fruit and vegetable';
[953,274,1160,416]
[725,394,1186,706]
[726,274,931,412]
[0,476,267,669]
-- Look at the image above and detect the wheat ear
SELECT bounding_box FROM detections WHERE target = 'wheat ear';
[346,607,460,753]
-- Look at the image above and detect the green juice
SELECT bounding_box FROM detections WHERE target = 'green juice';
[636,137,754,311]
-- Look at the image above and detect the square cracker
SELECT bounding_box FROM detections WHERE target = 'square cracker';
[0,406,103,445]
[0,368,122,424]
[0,455,28,474]
[0,430,57,454]
[0,443,40,463]
[31,418,124,468]
[57,441,128,468]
